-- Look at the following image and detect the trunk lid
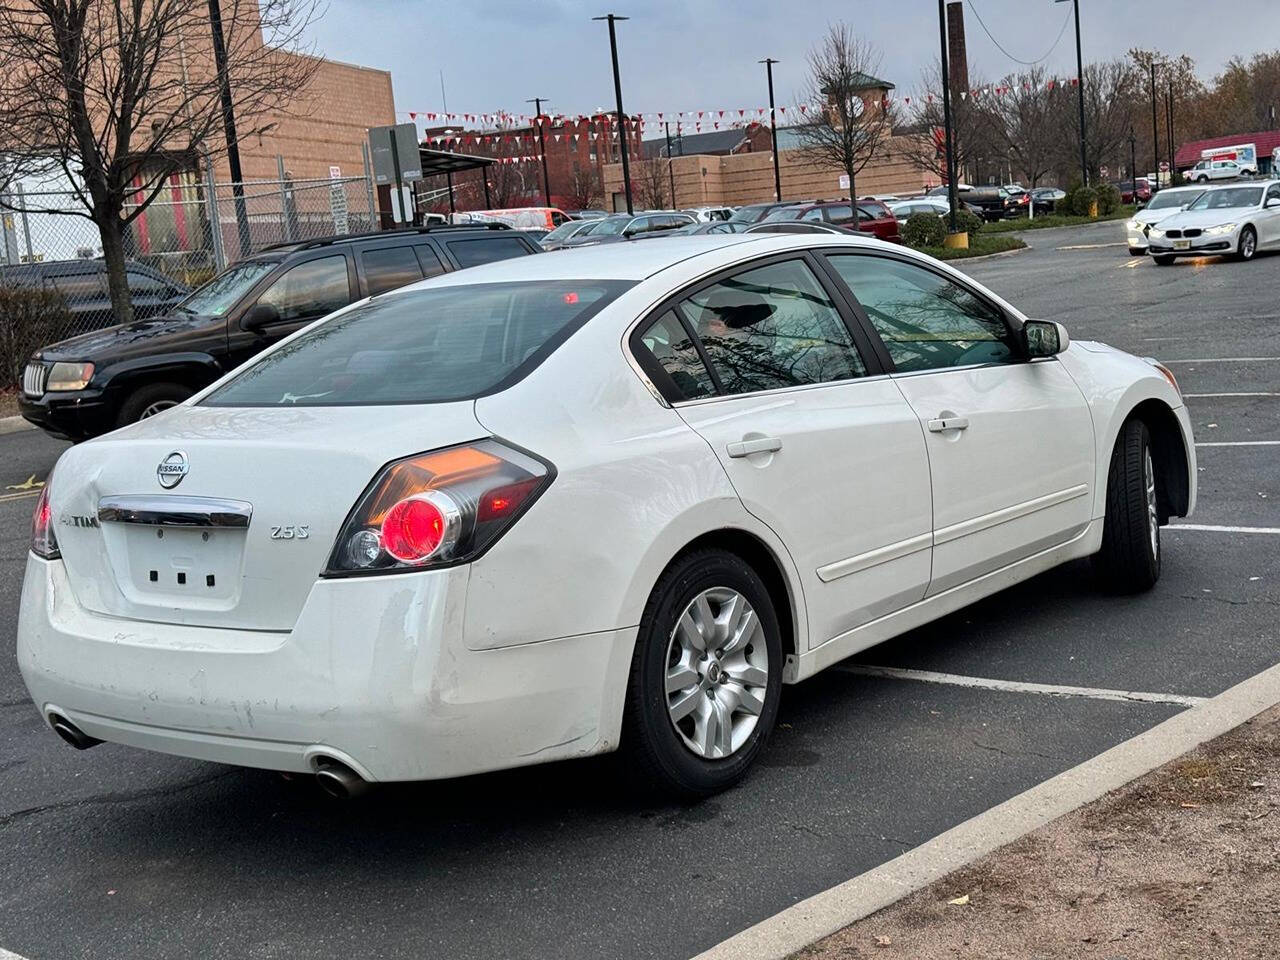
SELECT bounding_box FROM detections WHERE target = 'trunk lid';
[49,402,484,631]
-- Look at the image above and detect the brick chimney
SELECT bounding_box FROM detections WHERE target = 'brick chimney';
[946,1,969,96]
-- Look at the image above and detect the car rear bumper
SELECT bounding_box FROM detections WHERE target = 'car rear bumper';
[17,389,114,441]
[17,555,634,782]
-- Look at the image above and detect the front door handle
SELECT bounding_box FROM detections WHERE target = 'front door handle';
[726,436,783,458]
[927,416,969,433]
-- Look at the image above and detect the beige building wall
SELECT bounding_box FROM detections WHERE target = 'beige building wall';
[606,136,931,208]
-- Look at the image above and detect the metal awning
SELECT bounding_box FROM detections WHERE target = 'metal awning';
[415,149,496,211]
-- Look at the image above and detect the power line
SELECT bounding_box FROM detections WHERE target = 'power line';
[965,0,1072,68]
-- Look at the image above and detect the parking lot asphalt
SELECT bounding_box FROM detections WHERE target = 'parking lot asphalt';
[1,221,1277,960]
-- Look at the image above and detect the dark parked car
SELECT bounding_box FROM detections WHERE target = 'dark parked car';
[561,212,695,246]
[1,259,189,337]
[18,225,541,441]
[925,185,1020,221]
[761,200,902,242]
[727,201,814,224]
[744,221,858,236]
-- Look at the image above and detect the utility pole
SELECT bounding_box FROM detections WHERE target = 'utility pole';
[593,14,633,214]
[1165,77,1175,183]
[207,0,251,256]
[1150,61,1160,192]
[664,122,678,207]
[1054,0,1087,185]
[1129,128,1137,206]
[527,97,552,205]
[938,0,958,233]
[759,57,782,202]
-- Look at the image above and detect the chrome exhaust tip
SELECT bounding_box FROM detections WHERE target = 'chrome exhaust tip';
[314,759,370,799]
[48,714,102,751]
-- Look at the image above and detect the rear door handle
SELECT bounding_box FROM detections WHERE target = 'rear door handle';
[927,416,969,433]
[726,436,783,458]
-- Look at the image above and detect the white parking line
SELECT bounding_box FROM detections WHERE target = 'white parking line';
[1162,356,1280,364]
[1169,523,1280,534]
[1195,440,1280,447]
[836,664,1205,708]
[1184,392,1280,398]
[0,948,32,960]
[1058,242,1125,250]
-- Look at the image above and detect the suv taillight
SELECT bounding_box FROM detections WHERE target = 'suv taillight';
[324,440,554,576]
[31,484,59,560]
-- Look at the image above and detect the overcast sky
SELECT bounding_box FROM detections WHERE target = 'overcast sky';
[308,1,1277,127]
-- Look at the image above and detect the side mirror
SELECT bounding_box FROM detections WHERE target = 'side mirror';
[1266,198,1280,209]
[1023,319,1069,359]
[241,302,280,331]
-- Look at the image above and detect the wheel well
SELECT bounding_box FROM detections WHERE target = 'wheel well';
[111,365,216,399]
[668,529,798,660]
[1127,399,1190,521]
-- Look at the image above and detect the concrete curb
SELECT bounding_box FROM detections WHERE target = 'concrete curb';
[0,415,34,437]
[692,659,1280,960]
[939,244,1028,264]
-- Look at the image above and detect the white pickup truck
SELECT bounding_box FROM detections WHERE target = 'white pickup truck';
[1187,158,1245,182]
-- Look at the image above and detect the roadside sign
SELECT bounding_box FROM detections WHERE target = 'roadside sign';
[1100,165,1109,179]
[838,174,850,190]
[1159,161,1170,172]
[367,123,423,184]
[328,165,349,235]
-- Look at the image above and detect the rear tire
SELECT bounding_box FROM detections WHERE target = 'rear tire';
[1093,419,1161,594]
[116,382,193,427]
[1153,254,1175,266]
[621,549,783,800]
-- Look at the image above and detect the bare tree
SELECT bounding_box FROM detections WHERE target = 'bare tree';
[564,164,603,211]
[635,156,672,210]
[0,0,319,324]
[791,24,895,204]
[900,64,995,187]
[1070,60,1141,183]
[976,68,1072,188]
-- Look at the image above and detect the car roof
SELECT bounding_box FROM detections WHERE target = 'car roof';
[411,233,890,286]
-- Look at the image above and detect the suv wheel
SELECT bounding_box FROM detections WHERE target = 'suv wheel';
[117,382,193,426]
[621,549,783,800]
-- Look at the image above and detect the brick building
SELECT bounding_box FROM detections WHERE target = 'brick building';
[421,115,644,212]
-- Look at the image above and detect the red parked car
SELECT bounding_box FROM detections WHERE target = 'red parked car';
[1118,178,1153,204]
[760,200,902,243]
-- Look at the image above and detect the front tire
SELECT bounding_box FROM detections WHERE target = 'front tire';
[621,549,783,800]
[1094,419,1161,593]
[1128,247,1145,256]
[116,382,193,427]
[1153,254,1175,266]
[1237,225,1257,261]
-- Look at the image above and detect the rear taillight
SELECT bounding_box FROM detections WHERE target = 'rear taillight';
[31,484,59,560]
[325,440,554,576]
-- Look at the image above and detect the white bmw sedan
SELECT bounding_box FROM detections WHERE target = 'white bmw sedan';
[1147,181,1280,263]
[1124,186,1204,254]
[19,234,1196,799]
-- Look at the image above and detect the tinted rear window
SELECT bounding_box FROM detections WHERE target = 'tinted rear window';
[203,280,632,407]
[444,236,534,268]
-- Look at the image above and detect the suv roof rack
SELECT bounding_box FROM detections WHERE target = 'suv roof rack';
[261,222,512,253]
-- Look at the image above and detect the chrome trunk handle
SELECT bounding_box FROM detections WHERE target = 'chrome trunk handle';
[97,495,252,529]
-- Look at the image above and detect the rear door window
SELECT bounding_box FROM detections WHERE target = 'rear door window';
[677,259,866,396]
[414,245,447,279]
[47,270,106,302]
[444,236,535,269]
[633,310,716,400]
[204,280,632,406]
[256,255,352,323]
[360,245,424,297]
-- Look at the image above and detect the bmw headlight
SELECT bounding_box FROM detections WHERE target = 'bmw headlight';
[1204,223,1237,235]
[45,361,95,391]
[1148,228,1165,240]
[1126,220,1140,231]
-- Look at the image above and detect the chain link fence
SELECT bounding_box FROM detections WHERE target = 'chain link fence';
[1,159,379,388]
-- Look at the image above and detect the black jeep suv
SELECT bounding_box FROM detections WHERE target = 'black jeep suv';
[18,225,540,440]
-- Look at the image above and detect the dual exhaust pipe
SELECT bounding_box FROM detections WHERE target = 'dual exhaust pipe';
[46,713,371,800]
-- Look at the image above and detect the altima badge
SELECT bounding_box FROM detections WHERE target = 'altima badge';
[156,450,189,489]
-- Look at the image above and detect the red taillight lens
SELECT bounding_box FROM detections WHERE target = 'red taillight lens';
[31,484,59,560]
[326,440,554,576]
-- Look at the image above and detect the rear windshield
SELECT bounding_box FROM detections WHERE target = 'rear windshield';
[202,280,632,406]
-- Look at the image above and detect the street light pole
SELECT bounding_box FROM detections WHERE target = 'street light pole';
[1150,61,1160,192]
[664,122,678,207]
[593,14,633,214]
[1129,128,1137,206]
[938,0,958,233]
[207,0,251,256]
[1165,77,1175,183]
[1054,0,1088,186]
[759,57,782,202]
[526,97,552,205]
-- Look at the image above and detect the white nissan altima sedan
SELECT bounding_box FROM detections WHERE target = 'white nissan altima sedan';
[19,234,1196,799]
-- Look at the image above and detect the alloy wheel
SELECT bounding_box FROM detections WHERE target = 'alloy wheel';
[1144,447,1159,559]
[664,587,770,759]
[139,399,179,419]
